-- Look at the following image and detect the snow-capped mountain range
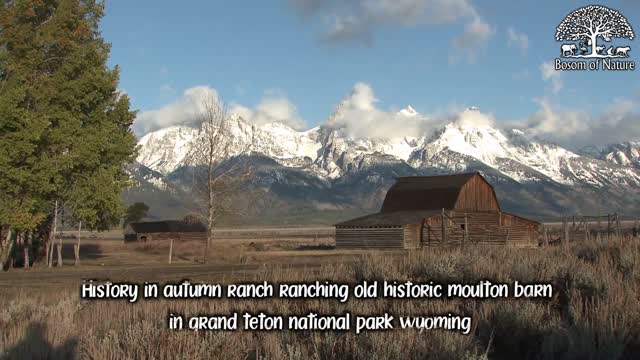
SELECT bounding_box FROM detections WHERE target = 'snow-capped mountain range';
[132,103,640,221]
[598,141,640,169]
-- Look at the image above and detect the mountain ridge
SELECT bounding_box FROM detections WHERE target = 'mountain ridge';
[130,105,640,223]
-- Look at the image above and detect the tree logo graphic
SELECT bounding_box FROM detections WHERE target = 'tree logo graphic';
[556,5,634,58]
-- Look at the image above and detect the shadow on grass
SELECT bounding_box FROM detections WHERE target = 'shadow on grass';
[295,244,336,251]
[2,243,104,271]
[62,243,104,260]
[2,322,78,360]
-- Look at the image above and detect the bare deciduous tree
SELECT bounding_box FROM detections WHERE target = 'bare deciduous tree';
[186,93,253,262]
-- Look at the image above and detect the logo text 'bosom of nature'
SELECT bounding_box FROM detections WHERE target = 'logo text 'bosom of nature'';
[555,5,635,71]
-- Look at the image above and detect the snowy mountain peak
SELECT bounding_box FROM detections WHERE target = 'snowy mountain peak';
[599,141,640,168]
[137,125,198,174]
[136,112,640,191]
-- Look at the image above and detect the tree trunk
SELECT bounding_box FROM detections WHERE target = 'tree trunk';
[1,226,12,270]
[23,231,30,269]
[56,242,62,267]
[203,162,215,264]
[48,200,58,268]
[75,221,81,266]
[58,211,63,267]
[24,231,32,269]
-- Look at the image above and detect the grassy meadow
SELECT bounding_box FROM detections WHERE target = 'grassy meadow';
[1,233,640,359]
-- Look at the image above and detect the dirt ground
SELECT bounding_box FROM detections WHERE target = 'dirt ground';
[0,229,391,289]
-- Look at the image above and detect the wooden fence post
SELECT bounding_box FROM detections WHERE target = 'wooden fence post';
[505,229,510,246]
[441,208,446,244]
[584,218,588,242]
[563,217,569,248]
[543,225,549,247]
[598,215,602,234]
[169,237,174,264]
[463,213,469,246]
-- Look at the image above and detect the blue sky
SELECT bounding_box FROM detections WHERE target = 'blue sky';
[101,0,640,146]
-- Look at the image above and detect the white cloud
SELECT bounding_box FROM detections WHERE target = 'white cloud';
[454,107,495,128]
[540,61,563,94]
[134,85,307,137]
[230,95,305,130]
[134,86,219,136]
[135,83,640,150]
[449,16,494,64]
[523,98,587,139]
[325,83,500,139]
[518,98,640,148]
[329,83,640,149]
[292,0,493,60]
[506,27,529,55]
[327,82,430,138]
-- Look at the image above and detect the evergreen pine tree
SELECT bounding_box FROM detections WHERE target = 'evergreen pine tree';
[0,0,137,265]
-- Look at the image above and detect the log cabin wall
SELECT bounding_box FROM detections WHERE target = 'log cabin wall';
[335,227,404,249]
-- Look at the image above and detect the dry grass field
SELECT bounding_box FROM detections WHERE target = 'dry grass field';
[1,229,640,359]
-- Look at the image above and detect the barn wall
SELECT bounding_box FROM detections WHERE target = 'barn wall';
[335,227,404,249]
[423,211,538,247]
[403,224,421,249]
[500,213,537,227]
[454,174,500,211]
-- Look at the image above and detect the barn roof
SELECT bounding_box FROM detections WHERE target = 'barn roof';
[126,220,206,234]
[380,172,485,212]
[335,210,440,227]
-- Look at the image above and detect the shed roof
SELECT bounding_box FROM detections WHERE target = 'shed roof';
[126,220,206,234]
[335,210,440,227]
[380,172,481,212]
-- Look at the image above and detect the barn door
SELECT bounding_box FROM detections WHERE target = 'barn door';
[403,224,421,249]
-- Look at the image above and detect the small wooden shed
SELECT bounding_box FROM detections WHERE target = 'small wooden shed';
[335,172,539,249]
[123,221,207,242]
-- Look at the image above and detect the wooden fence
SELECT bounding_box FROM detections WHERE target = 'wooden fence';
[541,213,639,246]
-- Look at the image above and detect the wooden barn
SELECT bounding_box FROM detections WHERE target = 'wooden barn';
[123,221,207,242]
[335,172,539,249]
